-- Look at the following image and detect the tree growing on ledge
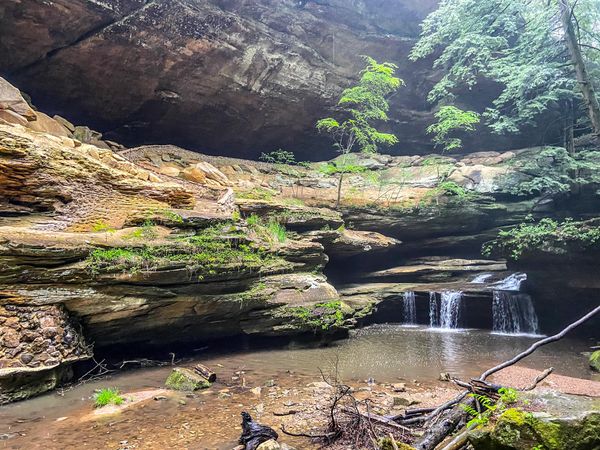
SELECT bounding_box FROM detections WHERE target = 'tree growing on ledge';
[317,56,403,208]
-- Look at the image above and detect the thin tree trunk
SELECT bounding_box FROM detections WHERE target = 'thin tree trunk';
[564,99,575,154]
[336,172,344,208]
[559,0,600,137]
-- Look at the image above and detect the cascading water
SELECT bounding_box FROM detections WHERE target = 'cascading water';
[429,292,440,327]
[402,291,417,324]
[492,272,527,291]
[471,273,493,283]
[491,273,540,335]
[439,291,463,329]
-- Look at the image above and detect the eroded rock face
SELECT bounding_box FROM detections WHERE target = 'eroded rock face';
[0,304,91,404]
[0,0,543,158]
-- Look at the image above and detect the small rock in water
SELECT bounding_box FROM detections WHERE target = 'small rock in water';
[367,377,375,385]
[439,372,451,381]
[392,383,406,392]
[153,395,167,401]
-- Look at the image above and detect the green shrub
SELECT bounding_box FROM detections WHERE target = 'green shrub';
[93,388,124,408]
[483,218,600,260]
[267,221,287,243]
[246,213,261,227]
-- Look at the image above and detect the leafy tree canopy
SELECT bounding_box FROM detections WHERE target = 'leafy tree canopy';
[411,0,600,135]
[427,106,480,152]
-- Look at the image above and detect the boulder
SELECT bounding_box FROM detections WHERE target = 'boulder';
[27,111,70,137]
[0,77,36,120]
[0,109,28,126]
[469,408,600,450]
[165,368,211,391]
[52,114,75,132]
[73,125,102,143]
[181,166,207,184]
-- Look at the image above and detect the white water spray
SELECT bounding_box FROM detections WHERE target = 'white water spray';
[403,291,416,324]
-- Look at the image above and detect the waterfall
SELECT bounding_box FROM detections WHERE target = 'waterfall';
[491,273,540,335]
[429,292,439,327]
[402,291,416,324]
[471,273,493,283]
[492,272,527,291]
[492,292,539,334]
[439,291,463,329]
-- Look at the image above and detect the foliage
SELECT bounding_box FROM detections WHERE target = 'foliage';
[316,56,403,205]
[411,0,600,135]
[86,223,279,276]
[461,389,520,429]
[259,149,297,165]
[124,220,158,240]
[500,147,600,196]
[427,106,480,152]
[317,162,367,176]
[289,301,346,331]
[244,214,287,244]
[483,217,600,259]
[93,388,124,408]
[236,188,275,201]
[266,221,287,243]
[246,214,260,227]
[316,56,402,155]
[231,209,241,222]
[91,220,116,233]
[154,209,184,224]
[498,387,519,404]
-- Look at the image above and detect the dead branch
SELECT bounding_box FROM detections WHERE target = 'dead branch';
[480,305,600,380]
[522,367,554,391]
[341,407,413,432]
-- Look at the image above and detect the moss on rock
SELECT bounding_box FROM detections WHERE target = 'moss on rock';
[469,409,600,450]
[165,368,210,391]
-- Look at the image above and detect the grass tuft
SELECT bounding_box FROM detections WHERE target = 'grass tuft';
[93,388,124,408]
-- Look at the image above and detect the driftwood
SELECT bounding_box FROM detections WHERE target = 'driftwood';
[413,304,600,450]
[522,367,554,391]
[193,363,217,382]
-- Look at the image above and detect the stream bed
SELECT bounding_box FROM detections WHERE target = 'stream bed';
[0,325,596,449]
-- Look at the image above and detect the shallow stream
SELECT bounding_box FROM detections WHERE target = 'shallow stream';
[1,325,596,449]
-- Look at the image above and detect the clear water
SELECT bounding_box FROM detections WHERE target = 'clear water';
[0,325,595,449]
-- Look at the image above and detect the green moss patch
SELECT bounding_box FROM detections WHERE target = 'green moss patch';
[165,368,211,391]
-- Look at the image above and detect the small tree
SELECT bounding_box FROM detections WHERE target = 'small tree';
[427,105,480,153]
[317,56,404,207]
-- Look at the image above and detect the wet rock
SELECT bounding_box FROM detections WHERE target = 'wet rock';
[165,368,211,391]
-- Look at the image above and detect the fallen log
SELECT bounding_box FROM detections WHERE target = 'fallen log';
[193,363,216,382]
[413,304,600,450]
[412,398,475,450]
[341,407,413,432]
